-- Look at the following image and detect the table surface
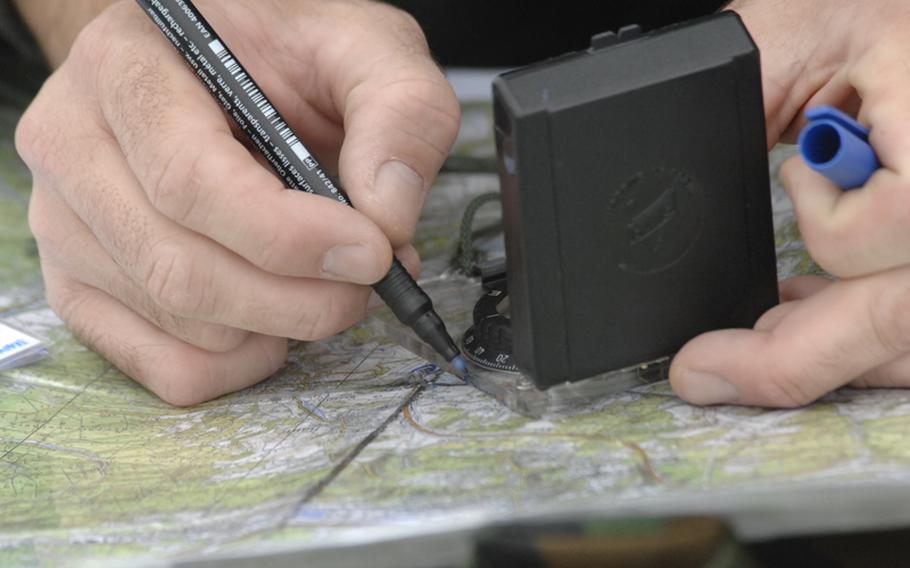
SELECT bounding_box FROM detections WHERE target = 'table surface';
[3,87,910,568]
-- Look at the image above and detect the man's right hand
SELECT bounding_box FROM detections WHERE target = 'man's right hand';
[14,0,460,405]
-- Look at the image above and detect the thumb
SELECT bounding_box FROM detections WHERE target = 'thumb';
[670,267,910,408]
[329,14,460,248]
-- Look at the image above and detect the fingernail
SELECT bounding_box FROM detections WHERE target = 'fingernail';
[322,244,380,284]
[374,160,424,229]
[681,371,739,405]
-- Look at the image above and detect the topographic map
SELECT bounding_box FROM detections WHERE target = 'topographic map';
[4,87,910,568]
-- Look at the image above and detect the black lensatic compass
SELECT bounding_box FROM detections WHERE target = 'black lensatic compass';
[461,272,520,374]
[452,194,520,375]
[455,13,778,392]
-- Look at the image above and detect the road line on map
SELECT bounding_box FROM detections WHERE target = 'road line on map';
[285,384,426,525]
[0,366,111,464]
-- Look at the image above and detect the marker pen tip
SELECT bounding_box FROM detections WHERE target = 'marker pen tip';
[451,355,468,376]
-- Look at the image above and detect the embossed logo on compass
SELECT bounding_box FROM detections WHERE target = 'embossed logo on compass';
[606,167,704,274]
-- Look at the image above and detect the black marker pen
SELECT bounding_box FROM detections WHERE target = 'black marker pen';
[134,0,466,374]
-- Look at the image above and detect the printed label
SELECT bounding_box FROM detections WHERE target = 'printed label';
[0,322,47,372]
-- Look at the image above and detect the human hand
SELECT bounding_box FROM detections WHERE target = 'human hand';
[15,0,459,405]
[670,0,910,407]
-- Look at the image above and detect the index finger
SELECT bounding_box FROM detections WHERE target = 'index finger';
[779,35,910,277]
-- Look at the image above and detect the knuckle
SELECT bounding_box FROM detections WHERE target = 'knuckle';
[357,80,459,197]
[408,79,461,134]
[69,5,138,100]
[15,97,62,174]
[134,347,219,407]
[438,84,462,129]
[69,7,117,65]
[371,5,428,53]
[97,36,171,150]
[14,106,41,167]
[112,61,170,144]
[143,241,211,316]
[157,358,219,407]
[389,80,461,159]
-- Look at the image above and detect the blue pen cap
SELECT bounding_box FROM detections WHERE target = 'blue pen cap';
[798,105,880,190]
